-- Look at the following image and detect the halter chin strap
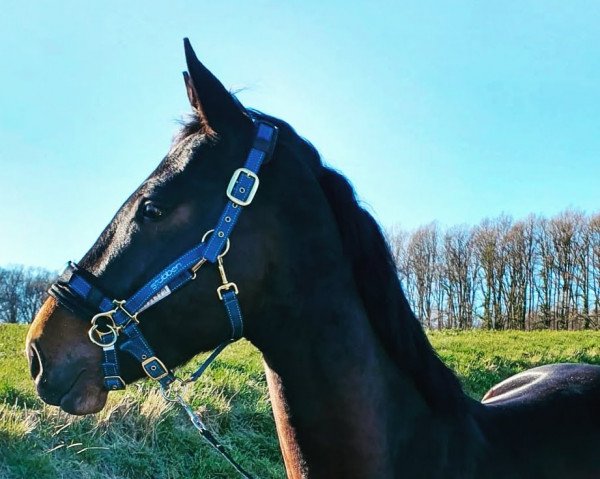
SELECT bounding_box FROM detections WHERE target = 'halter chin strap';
[48,120,278,392]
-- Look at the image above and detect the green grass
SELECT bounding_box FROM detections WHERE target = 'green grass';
[429,329,600,398]
[1,325,600,478]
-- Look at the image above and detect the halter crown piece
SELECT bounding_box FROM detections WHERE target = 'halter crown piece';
[48,120,278,479]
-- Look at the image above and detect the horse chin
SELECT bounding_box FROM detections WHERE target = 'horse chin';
[58,376,108,415]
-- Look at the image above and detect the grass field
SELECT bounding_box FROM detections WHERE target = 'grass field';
[1,325,599,478]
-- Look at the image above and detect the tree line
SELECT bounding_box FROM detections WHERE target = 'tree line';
[0,266,55,323]
[2,209,600,330]
[388,210,600,330]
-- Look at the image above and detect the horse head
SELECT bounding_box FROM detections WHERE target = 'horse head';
[26,39,333,415]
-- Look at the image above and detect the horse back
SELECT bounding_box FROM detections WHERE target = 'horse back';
[476,363,600,478]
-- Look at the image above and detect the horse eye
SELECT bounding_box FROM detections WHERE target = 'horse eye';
[142,201,164,221]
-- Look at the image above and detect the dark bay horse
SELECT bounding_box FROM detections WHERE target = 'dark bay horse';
[26,39,600,478]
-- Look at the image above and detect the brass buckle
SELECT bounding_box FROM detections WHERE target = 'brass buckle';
[113,300,139,328]
[226,168,259,207]
[141,356,170,381]
[217,282,239,300]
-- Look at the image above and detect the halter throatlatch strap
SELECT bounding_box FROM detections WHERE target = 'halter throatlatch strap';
[47,120,278,479]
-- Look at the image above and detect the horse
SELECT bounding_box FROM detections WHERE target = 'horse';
[26,39,600,478]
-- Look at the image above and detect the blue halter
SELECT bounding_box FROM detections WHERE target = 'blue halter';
[49,120,278,393]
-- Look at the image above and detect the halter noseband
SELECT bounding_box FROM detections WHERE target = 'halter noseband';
[48,120,278,394]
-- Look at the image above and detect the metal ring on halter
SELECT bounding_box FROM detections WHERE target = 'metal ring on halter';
[201,228,231,258]
[88,322,119,347]
[190,229,232,280]
[88,310,119,347]
[90,309,118,326]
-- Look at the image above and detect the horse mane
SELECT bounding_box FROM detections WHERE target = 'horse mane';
[179,108,466,413]
[316,165,466,413]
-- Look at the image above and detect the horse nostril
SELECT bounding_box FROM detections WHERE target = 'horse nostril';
[28,341,43,380]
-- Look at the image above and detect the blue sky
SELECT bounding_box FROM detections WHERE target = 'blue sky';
[1,1,599,270]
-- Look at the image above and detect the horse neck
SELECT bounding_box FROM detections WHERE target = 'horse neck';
[242,150,471,476]
[252,275,454,478]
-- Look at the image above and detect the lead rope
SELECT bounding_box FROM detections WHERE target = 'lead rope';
[159,249,256,479]
[165,388,256,479]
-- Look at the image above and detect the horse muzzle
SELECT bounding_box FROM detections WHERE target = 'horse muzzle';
[26,298,108,415]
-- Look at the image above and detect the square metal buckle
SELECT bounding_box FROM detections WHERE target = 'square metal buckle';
[217,282,239,300]
[141,356,169,381]
[226,168,259,207]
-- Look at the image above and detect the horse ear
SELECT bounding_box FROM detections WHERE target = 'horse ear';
[182,38,247,135]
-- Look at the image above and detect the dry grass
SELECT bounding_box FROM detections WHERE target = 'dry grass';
[1,325,600,478]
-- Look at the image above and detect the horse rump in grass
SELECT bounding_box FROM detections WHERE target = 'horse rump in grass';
[26,39,600,478]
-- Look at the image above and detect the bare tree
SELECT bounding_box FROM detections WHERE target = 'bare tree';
[0,265,55,323]
[406,223,440,328]
[535,218,556,329]
[589,213,600,328]
[472,216,511,329]
[387,225,410,292]
[0,266,25,323]
[548,211,584,329]
[441,225,478,329]
[502,219,535,330]
[21,268,56,323]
